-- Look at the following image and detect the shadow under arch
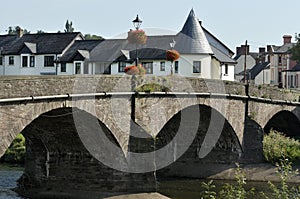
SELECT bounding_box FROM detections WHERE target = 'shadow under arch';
[154,104,242,179]
[264,110,300,137]
[17,107,155,198]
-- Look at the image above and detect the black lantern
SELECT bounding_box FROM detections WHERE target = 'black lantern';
[132,15,142,30]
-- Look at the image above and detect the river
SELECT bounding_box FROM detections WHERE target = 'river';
[0,165,299,199]
[0,165,24,199]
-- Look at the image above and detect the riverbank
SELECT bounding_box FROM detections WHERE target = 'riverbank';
[207,163,300,183]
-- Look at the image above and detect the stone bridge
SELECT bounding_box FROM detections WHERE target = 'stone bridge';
[0,75,300,198]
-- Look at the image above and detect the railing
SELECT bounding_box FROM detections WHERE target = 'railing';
[0,92,299,106]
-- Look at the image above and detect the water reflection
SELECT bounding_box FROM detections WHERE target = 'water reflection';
[0,165,24,199]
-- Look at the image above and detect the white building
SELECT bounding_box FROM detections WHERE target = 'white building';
[87,9,236,80]
[0,30,84,75]
[0,9,236,81]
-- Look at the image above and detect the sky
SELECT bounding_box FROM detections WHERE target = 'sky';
[1,0,300,53]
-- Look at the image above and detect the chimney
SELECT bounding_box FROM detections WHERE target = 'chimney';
[283,35,292,44]
[236,45,250,57]
[267,45,272,52]
[16,26,23,38]
[259,47,265,54]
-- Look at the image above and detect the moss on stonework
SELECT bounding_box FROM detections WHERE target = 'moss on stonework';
[135,83,171,92]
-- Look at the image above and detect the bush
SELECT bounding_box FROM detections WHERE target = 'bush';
[263,130,300,164]
[0,133,25,164]
[261,158,300,199]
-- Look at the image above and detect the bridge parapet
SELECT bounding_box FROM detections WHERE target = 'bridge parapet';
[0,75,246,99]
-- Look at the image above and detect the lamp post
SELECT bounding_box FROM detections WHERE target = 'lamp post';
[132,15,142,66]
[170,39,176,75]
[132,15,142,30]
[0,47,4,76]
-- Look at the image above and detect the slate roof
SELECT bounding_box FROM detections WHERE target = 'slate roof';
[272,43,295,54]
[202,26,234,56]
[0,35,16,52]
[59,40,103,62]
[234,52,259,60]
[211,45,236,64]
[175,9,213,54]
[237,62,270,81]
[0,32,83,55]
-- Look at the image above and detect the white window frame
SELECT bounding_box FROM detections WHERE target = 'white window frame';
[193,61,201,73]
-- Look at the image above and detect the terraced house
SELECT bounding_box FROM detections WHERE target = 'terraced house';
[0,9,236,81]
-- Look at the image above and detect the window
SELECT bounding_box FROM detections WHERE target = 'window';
[61,63,66,72]
[224,64,228,75]
[0,56,3,66]
[160,61,165,71]
[142,62,153,74]
[9,56,14,65]
[175,61,179,73]
[44,56,55,67]
[104,64,111,74]
[22,56,28,67]
[278,56,282,64]
[30,56,35,67]
[193,61,201,73]
[75,63,81,74]
[118,62,126,72]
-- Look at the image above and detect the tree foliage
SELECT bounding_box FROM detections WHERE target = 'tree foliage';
[291,33,300,63]
[64,20,74,33]
[84,34,103,40]
[7,26,30,35]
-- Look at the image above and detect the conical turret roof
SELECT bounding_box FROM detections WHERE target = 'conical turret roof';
[175,9,213,54]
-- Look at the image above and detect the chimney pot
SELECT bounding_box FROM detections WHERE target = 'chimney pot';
[283,35,292,44]
[16,26,24,38]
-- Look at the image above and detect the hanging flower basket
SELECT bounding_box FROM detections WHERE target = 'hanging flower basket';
[127,29,147,45]
[166,49,180,62]
[125,64,146,75]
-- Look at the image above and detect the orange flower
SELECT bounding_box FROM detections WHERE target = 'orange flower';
[127,30,147,44]
[125,64,146,75]
[166,49,180,61]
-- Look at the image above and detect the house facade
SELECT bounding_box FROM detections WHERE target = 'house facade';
[0,29,85,75]
[0,10,236,81]
[87,9,236,80]
[267,35,297,88]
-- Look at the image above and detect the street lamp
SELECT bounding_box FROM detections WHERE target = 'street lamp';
[170,39,176,75]
[132,15,142,30]
[132,15,143,66]
[170,39,176,49]
[0,47,4,75]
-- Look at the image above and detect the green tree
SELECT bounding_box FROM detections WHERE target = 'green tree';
[84,34,103,40]
[7,26,30,35]
[64,20,74,33]
[36,30,45,34]
[291,33,300,63]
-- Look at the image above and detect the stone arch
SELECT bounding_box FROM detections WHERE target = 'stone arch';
[16,107,156,196]
[135,96,244,144]
[264,110,300,137]
[0,98,127,158]
[155,104,242,178]
[255,104,295,128]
